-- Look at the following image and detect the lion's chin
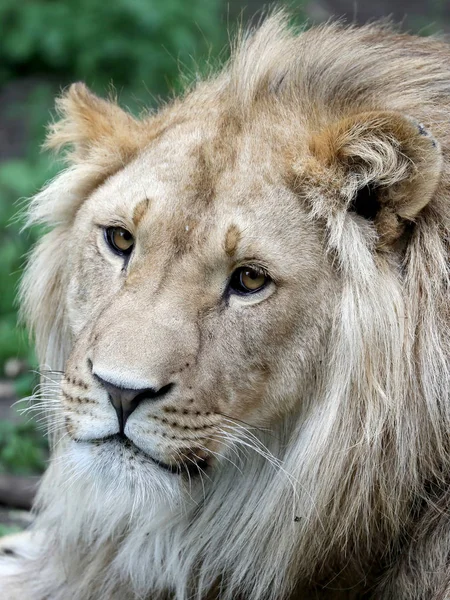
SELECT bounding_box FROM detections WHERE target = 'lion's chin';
[63,437,185,513]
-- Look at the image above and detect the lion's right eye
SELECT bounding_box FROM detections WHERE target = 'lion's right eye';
[104,227,134,256]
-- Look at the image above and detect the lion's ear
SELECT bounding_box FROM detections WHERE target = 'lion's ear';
[305,111,443,245]
[45,83,145,164]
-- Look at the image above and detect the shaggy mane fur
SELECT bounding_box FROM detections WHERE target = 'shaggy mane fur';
[1,12,450,600]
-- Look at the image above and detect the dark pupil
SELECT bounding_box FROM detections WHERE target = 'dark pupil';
[119,230,131,241]
[244,269,258,280]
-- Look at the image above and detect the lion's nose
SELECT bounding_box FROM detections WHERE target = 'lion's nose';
[94,374,173,436]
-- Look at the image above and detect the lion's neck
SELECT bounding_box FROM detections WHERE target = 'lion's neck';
[31,407,435,600]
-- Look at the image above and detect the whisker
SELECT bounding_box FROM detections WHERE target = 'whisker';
[216,411,277,438]
[197,439,244,474]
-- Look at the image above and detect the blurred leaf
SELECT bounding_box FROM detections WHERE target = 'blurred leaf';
[0,524,23,537]
[13,372,36,400]
[0,420,47,475]
[0,0,224,101]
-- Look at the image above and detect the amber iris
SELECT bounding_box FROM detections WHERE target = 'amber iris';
[230,266,269,294]
[105,227,134,256]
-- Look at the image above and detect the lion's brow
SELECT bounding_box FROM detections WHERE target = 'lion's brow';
[224,224,241,257]
[132,198,151,227]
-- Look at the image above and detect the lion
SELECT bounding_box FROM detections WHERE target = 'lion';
[0,11,449,600]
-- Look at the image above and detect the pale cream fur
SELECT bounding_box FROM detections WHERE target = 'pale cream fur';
[0,12,449,600]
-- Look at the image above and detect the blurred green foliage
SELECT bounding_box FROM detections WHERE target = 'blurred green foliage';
[0,0,224,474]
[0,0,224,95]
[0,420,47,475]
[0,524,22,536]
[0,158,50,368]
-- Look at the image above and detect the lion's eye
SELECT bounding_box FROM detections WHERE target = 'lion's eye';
[229,267,269,294]
[104,227,134,256]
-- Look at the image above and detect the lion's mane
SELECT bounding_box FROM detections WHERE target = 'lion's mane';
[1,12,450,600]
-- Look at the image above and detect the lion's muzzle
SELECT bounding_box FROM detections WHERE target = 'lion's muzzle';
[94,372,174,435]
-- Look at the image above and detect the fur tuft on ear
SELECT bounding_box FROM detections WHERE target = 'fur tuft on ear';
[302,111,443,246]
[45,83,157,166]
[27,83,167,227]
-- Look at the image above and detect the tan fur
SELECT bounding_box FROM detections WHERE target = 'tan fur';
[132,197,151,227]
[224,224,241,257]
[1,12,450,600]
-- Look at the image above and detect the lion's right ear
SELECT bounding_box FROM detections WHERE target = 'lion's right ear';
[45,83,148,165]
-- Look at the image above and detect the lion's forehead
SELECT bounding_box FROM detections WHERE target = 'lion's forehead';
[85,122,316,271]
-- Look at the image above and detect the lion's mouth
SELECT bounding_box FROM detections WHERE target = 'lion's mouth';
[84,434,210,476]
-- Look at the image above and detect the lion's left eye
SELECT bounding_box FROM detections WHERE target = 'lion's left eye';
[229,266,269,294]
[104,227,134,256]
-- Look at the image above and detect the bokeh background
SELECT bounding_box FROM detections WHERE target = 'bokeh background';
[0,0,449,532]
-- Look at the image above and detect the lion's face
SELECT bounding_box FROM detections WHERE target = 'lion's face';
[60,119,333,480]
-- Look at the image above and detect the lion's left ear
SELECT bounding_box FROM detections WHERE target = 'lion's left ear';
[303,111,443,246]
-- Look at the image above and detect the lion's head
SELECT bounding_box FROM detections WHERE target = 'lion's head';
[8,12,450,600]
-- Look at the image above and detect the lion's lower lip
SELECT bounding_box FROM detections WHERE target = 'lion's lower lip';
[84,434,208,476]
